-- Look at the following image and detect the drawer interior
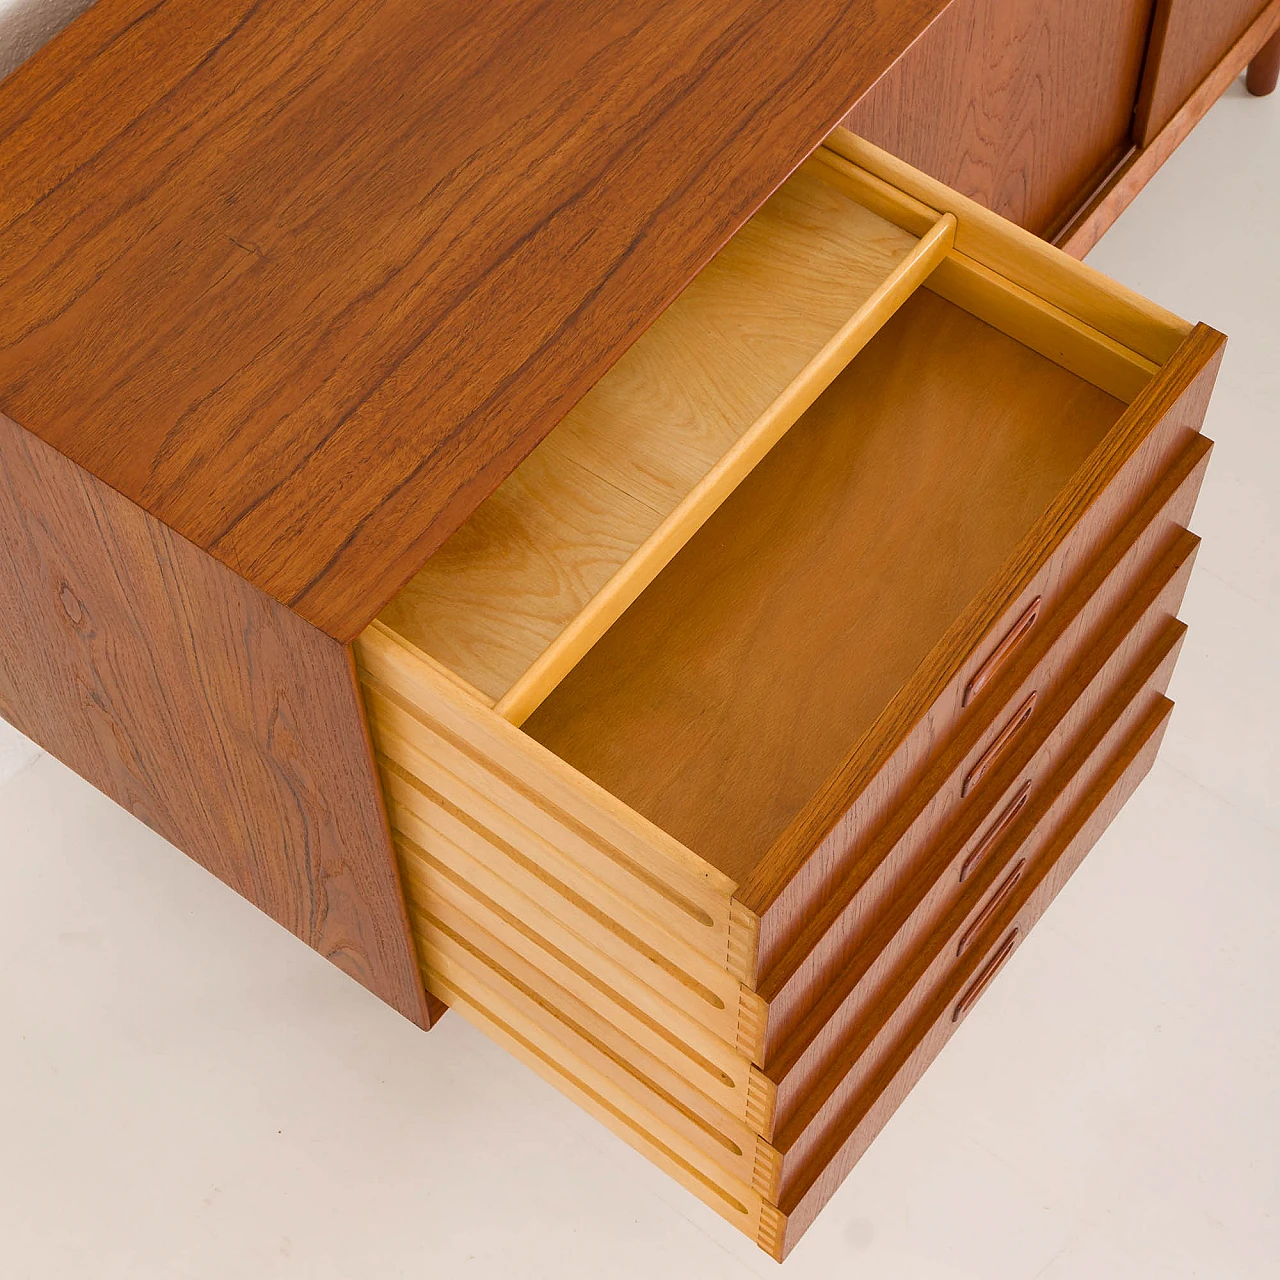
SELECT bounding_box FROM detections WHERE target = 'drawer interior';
[361,131,1195,911]
[351,130,1209,1259]
[521,290,1125,883]
[363,137,1198,890]
[377,154,955,725]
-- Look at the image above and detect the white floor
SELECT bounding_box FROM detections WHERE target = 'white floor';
[2,80,1278,1280]
[0,0,96,80]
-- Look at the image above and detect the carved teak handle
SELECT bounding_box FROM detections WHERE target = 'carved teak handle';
[953,928,1021,1022]
[961,780,1032,881]
[958,860,1026,956]
[964,596,1042,706]
[962,692,1038,797]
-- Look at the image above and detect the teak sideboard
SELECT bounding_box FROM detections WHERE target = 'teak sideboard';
[0,0,1270,1260]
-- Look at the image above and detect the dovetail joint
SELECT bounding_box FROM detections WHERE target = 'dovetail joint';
[726,898,761,987]
[751,1136,783,1202]
[735,988,767,1063]
[745,1067,777,1140]
[757,1201,786,1261]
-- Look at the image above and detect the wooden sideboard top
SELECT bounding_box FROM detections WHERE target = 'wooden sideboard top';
[0,0,947,640]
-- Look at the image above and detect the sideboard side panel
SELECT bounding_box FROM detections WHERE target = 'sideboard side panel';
[0,412,429,1028]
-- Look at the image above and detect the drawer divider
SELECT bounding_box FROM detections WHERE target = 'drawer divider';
[492,211,958,726]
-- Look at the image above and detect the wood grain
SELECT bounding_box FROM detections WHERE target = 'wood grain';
[840,0,1158,238]
[1059,0,1280,256]
[773,694,1175,1257]
[756,436,1210,1062]
[0,412,428,1027]
[0,0,950,642]
[524,291,1125,886]
[378,161,929,712]
[1135,0,1271,144]
[743,323,1221,977]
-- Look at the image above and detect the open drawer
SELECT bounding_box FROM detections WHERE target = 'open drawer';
[353,130,1222,1253]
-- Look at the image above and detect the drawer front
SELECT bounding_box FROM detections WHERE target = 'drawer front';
[751,335,1220,975]
[768,614,1177,1172]
[770,613,1182,1186]
[760,431,1211,1049]
[766,535,1195,1123]
[773,692,1175,1257]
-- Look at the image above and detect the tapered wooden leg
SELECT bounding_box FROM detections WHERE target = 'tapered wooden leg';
[1246,28,1280,96]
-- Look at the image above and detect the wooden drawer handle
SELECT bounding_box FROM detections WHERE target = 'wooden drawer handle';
[958,859,1026,956]
[953,928,1020,1022]
[960,781,1031,881]
[964,596,1042,706]
[962,692,1038,797]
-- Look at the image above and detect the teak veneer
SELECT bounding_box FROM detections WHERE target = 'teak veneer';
[0,411,428,1026]
[0,0,951,642]
[0,0,1230,1259]
[351,136,1220,1254]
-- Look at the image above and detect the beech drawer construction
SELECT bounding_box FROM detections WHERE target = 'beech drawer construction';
[354,133,1222,1257]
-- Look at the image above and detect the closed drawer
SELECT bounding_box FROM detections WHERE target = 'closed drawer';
[762,522,1199,1132]
[418,919,785,1249]
[755,434,1210,1063]
[767,607,1186,1190]
[352,131,1221,1254]
[381,606,1181,1256]
[770,687,1177,1259]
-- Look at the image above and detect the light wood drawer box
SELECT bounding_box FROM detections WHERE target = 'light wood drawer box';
[379,607,1183,1258]
[373,444,1205,1213]
[347,131,1222,1255]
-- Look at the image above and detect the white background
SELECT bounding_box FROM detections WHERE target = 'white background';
[2,17,1278,1278]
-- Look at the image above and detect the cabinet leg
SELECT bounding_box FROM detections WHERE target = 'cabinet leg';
[1247,28,1280,96]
